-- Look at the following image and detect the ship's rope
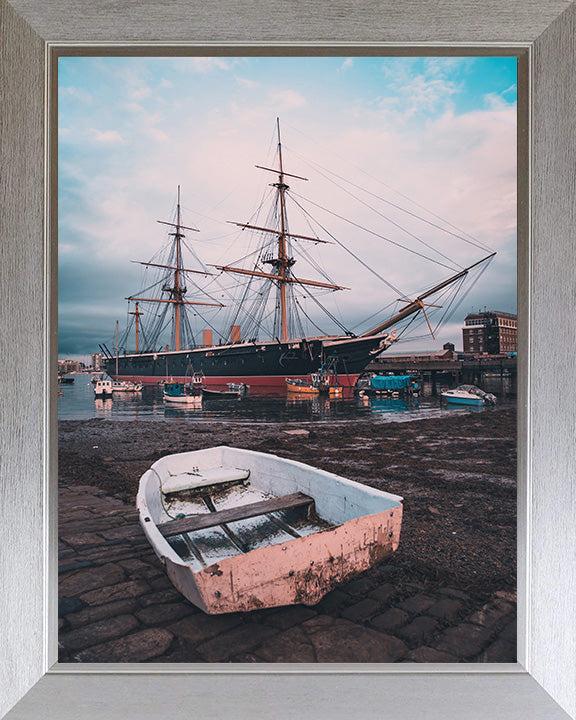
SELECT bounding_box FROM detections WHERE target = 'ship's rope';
[291,190,459,277]
[282,125,492,254]
[295,162,465,270]
[289,194,407,298]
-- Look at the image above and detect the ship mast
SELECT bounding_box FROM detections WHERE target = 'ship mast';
[128,301,142,353]
[275,118,290,341]
[210,119,346,343]
[127,186,223,352]
[174,187,183,350]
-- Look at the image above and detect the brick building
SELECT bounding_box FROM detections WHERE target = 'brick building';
[462,310,517,354]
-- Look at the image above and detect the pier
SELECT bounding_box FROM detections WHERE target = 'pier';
[367,350,517,388]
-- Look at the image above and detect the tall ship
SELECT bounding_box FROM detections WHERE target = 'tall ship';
[102,120,495,391]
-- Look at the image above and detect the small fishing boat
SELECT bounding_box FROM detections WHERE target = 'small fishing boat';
[286,358,343,397]
[112,380,143,392]
[202,382,248,399]
[58,376,75,384]
[442,384,496,406]
[357,374,418,397]
[93,377,113,398]
[285,378,319,395]
[137,446,403,614]
[163,378,203,404]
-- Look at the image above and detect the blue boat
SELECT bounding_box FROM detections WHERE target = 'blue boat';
[369,375,413,392]
[163,375,204,404]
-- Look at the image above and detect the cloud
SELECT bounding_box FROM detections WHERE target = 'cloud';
[59,86,93,104]
[58,57,517,356]
[269,89,306,110]
[377,57,469,117]
[483,92,516,111]
[116,65,154,102]
[89,129,125,144]
[129,86,152,101]
[172,57,233,73]
[340,58,354,71]
[236,76,260,88]
[145,127,169,143]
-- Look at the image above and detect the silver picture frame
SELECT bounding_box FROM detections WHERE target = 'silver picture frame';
[1,1,575,718]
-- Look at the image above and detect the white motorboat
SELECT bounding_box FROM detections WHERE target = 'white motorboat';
[111,380,143,392]
[442,384,496,406]
[93,378,113,398]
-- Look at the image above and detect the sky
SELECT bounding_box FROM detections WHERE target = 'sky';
[58,55,517,361]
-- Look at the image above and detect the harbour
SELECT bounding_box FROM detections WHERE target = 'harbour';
[57,370,516,422]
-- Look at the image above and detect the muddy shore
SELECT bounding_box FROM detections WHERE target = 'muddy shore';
[59,407,516,600]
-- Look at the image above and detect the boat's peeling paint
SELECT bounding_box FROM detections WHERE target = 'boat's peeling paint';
[164,506,402,614]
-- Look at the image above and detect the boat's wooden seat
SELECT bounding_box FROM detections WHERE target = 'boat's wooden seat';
[158,492,314,537]
[161,466,250,495]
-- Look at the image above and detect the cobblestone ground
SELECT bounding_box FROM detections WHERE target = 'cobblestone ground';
[58,485,516,664]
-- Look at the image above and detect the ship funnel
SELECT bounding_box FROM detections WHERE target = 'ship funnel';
[230,325,241,344]
[202,329,213,347]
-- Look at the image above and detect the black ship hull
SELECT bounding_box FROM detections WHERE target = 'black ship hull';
[103,333,392,392]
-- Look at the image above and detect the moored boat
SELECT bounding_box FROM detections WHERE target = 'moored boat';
[112,380,143,392]
[357,374,419,398]
[442,384,496,406]
[285,378,319,395]
[136,446,403,614]
[93,377,113,398]
[163,378,203,404]
[202,382,248,399]
[286,358,343,396]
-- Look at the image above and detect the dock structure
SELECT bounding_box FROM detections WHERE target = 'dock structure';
[367,350,517,389]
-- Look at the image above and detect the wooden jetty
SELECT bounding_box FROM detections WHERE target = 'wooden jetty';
[367,349,517,388]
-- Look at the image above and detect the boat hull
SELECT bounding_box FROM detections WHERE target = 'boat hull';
[442,385,496,406]
[443,395,485,406]
[202,390,241,398]
[137,446,403,614]
[163,394,202,404]
[104,334,391,391]
[164,508,402,614]
[286,381,319,395]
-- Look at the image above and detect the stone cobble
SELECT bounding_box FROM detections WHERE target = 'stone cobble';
[370,608,409,632]
[58,486,517,664]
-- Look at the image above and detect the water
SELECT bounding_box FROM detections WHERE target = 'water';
[58,374,516,423]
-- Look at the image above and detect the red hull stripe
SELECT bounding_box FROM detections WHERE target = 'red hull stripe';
[109,373,361,391]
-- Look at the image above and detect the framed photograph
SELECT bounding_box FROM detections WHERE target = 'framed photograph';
[54,50,519,663]
[1,2,575,719]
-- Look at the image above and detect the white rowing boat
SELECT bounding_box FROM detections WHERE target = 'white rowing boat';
[137,446,403,614]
